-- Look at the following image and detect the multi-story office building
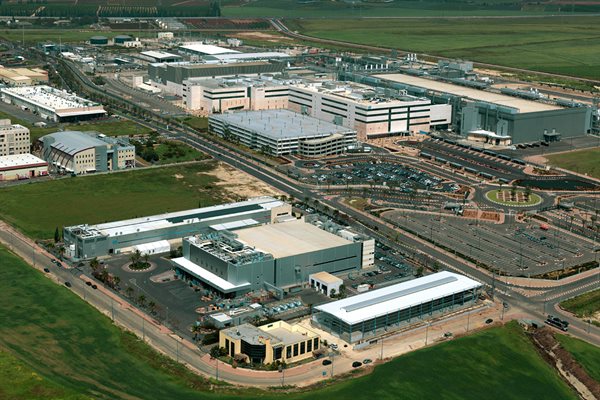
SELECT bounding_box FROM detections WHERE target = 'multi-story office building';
[0,119,30,156]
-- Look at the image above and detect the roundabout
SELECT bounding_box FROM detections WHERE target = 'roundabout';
[484,189,543,207]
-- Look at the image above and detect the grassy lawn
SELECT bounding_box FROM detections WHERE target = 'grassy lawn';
[546,148,600,179]
[561,289,600,318]
[485,190,542,206]
[63,119,155,139]
[0,163,224,239]
[289,17,600,80]
[156,141,207,165]
[0,351,89,400]
[179,116,208,131]
[0,243,577,400]
[556,334,600,383]
[0,29,156,44]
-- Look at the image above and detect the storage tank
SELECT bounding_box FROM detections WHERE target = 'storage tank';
[90,36,108,45]
[113,35,133,44]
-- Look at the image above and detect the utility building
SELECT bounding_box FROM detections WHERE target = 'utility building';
[313,271,482,343]
[172,218,374,297]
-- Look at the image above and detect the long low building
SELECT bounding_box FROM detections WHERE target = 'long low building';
[172,217,374,297]
[0,153,48,181]
[208,109,357,157]
[313,271,482,343]
[63,197,289,260]
[0,85,106,122]
[370,73,592,144]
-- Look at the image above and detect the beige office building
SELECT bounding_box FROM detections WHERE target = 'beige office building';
[219,321,321,365]
[0,119,30,156]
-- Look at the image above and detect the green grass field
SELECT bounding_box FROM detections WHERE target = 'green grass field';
[0,29,156,44]
[0,163,223,239]
[0,244,577,400]
[485,190,542,206]
[221,0,592,17]
[561,289,600,318]
[156,140,206,164]
[546,148,600,179]
[556,334,600,384]
[289,17,600,80]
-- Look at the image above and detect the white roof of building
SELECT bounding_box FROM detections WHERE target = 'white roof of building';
[0,153,47,170]
[179,43,239,55]
[211,52,290,62]
[235,219,352,259]
[309,271,343,285]
[172,257,250,292]
[91,196,283,238]
[210,313,233,323]
[133,240,170,255]
[140,50,181,60]
[209,218,259,231]
[315,271,482,325]
[1,85,104,114]
[376,74,561,113]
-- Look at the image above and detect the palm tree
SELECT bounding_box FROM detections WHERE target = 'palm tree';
[148,301,156,315]
[143,253,150,267]
[125,286,134,298]
[138,294,146,307]
[90,257,99,273]
[57,245,66,260]
[112,275,121,289]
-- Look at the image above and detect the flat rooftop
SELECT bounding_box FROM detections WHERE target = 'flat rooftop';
[310,271,343,285]
[210,109,355,140]
[375,73,562,113]
[0,153,47,170]
[140,50,181,60]
[67,197,283,238]
[179,43,239,55]
[315,271,482,325]
[210,52,290,62]
[1,85,103,113]
[235,219,352,259]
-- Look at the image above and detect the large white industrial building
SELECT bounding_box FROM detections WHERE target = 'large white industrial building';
[208,109,357,157]
[0,86,106,122]
[313,271,482,343]
[0,119,30,156]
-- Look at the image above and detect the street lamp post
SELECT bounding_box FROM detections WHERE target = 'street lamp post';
[425,322,430,346]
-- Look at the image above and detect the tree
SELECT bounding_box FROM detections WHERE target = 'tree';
[148,301,156,315]
[329,288,336,298]
[143,253,150,267]
[524,186,532,201]
[90,257,100,273]
[416,266,424,277]
[209,345,226,359]
[112,275,121,289]
[138,294,146,307]
[125,286,134,298]
[57,245,66,259]
[54,226,60,243]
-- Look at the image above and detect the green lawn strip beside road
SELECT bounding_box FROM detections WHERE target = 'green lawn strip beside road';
[317,321,576,400]
[288,17,600,80]
[556,334,600,383]
[62,120,155,139]
[0,244,578,400]
[560,289,600,319]
[0,163,224,239]
[546,148,600,179]
[0,350,90,400]
[156,140,207,165]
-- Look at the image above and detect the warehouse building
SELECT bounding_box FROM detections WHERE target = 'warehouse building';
[0,153,48,181]
[90,36,109,45]
[39,131,135,174]
[208,109,357,157]
[370,73,592,144]
[313,271,482,343]
[140,50,182,63]
[288,80,451,141]
[0,119,30,156]
[0,86,106,122]
[172,217,374,297]
[179,42,240,57]
[148,61,286,96]
[63,197,289,260]
[182,76,291,113]
[0,66,48,86]
[220,321,320,365]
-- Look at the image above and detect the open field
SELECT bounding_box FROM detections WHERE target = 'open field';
[222,0,599,17]
[0,351,89,400]
[561,289,600,318]
[546,148,600,179]
[556,334,600,384]
[156,140,207,164]
[0,163,224,239]
[0,244,577,400]
[288,17,600,80]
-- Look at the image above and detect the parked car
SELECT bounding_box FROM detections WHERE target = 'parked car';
[64,281,72,288]
[91,284,98,290]
[43,267,50,273]
[85,281,92,286]
[363,359,372,364]
[329,344,338,350]
[322,359,332,366]
[352,361,362,368]
[485,318,494,324]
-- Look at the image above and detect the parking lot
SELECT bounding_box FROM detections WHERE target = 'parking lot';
[382,210,597,276]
